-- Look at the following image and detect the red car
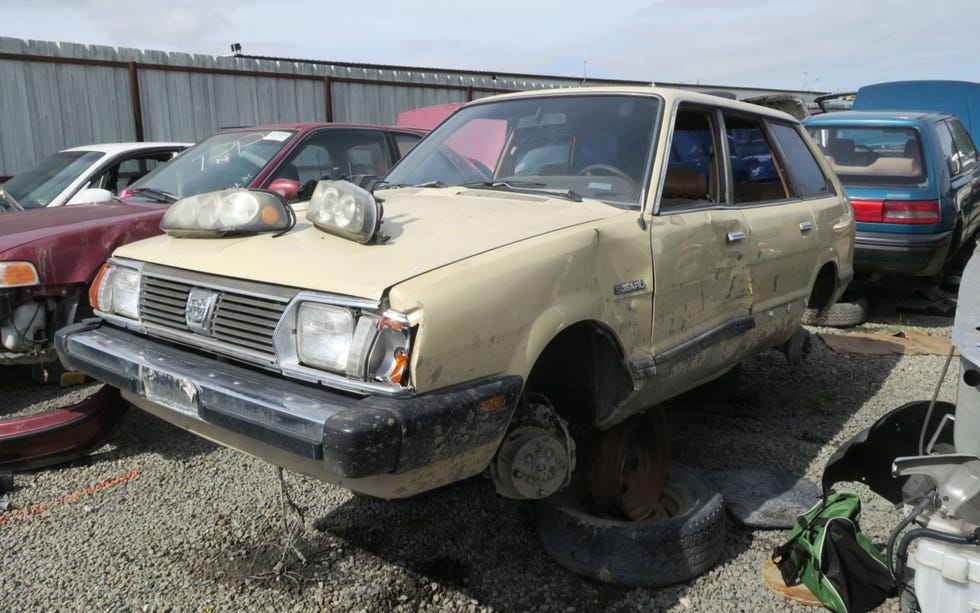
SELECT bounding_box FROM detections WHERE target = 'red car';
[0,122,426,470]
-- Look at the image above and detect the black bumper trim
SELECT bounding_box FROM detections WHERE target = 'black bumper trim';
[57,322,523,480]
[854,229,953,276]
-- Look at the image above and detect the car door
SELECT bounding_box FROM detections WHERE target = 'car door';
[944,118,980,241]
[723,113,819,323]
[645,104,753,401]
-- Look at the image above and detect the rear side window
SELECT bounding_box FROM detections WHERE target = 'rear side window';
[806,125,926,185]
[770,124,832,197]
[724,113,789,204]
[946,118,978,173]
[394,133,422,157]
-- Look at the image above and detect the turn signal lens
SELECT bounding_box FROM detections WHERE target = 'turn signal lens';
[89,263,111,310]
[0,262,40,287]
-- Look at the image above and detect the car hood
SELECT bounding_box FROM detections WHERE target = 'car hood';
[116,187,621,300]
[0,201,165,254]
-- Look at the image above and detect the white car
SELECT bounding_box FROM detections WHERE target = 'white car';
[0,142,190,211]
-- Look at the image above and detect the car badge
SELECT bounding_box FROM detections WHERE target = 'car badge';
[614,279,647,296]
[185,288,219,334]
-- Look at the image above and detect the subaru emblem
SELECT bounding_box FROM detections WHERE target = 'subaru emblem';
[185,288,218,334]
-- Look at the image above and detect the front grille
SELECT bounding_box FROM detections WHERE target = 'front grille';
[140,272,290,361]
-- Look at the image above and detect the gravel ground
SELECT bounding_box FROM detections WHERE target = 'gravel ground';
[0,289,962,612]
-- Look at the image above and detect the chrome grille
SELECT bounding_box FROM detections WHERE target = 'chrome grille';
[139,272,290,360]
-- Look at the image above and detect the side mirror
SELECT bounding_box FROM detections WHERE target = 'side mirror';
[67,188,114,205]
[267,178,302,201]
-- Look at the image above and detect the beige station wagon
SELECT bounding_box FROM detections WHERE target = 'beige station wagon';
[57,88,854,524]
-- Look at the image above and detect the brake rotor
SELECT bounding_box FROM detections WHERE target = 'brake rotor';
[588,406,670,521]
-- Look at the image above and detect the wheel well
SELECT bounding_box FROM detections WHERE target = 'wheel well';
[524,322,634,432]
[807,262,838,312]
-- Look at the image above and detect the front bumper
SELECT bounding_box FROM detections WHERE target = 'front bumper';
[56,321,522,498]
[854,229,953,277]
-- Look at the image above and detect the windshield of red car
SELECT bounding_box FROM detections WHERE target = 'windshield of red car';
[125,129,297,201]
[3,151,104,208]
[384,95,661,206]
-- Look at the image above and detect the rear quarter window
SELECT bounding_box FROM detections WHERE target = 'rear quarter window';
[770,123,833,197]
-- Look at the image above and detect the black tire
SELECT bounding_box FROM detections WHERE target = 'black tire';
[536,463,726,587]
[801,298,867,328]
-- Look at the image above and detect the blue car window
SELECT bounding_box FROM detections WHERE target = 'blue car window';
[807,125,927,186]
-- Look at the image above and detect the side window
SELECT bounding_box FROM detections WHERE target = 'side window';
[947,119,978,172]
[723,113,789,204]
[662,107,717,206]
[770,123,832,197]
[935,121,960,176]
[91,153,173,193]
[394,133,422,157]
[276,130,392,184]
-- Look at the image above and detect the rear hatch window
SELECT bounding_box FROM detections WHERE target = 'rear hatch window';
[806,125,926,186]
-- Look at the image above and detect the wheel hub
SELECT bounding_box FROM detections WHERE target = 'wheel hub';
[588,406,670,521]
[490,400,575,500]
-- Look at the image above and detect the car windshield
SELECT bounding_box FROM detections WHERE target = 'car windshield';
[125,129,297,201]
[384,94,661,206]
[806,125,926,185]
[3,150,104,208]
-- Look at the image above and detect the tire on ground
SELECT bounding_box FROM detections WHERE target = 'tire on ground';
[536,463,726,587]
[801,298,867,328]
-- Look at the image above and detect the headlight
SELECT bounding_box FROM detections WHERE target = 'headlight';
[160,189,291,238]
[0,262,40,287]
[306,180,381,244]
[278,296,412,387]
[90,263,141,320]
[297,303,354,372]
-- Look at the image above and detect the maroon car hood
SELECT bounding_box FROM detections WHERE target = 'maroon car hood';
[0,201,166,287]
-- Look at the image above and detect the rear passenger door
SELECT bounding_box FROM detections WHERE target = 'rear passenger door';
[724,113,821,316]
[647,104,753,398]
[943,118,980,240]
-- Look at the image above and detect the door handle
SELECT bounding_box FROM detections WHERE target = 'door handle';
[726,231,747,243]
[799,221,814,233]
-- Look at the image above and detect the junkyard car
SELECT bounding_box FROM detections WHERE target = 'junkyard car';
[0,142,190,211]
[57,87,854,580]
[0,122,424,469]
[805,111,980,277]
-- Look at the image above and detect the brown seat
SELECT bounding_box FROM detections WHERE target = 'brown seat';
[663,168,707,200]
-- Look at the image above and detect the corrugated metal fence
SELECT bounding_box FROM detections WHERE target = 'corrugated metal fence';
[0,37,650,177]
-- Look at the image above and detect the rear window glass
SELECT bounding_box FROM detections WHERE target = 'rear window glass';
[806,125,926,185]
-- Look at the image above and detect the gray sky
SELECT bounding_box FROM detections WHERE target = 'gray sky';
[5,0,978,92]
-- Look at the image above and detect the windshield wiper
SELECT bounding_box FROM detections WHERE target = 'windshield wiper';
[373,180,447,190]
[126,187,177,203]
[461,181,583,202]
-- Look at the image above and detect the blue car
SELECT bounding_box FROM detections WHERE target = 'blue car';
[804,110,980,277]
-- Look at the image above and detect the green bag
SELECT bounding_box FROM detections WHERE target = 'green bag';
[771,492,895,613]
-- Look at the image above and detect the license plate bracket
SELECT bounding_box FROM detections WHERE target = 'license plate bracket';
[139,365,199,416]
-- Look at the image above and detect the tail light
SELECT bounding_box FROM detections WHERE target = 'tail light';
[848,199,940,224]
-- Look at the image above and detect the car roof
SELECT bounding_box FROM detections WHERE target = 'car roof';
[804,110,950,124]
[219,122,428,135]
[462,86,804,123]
[61,142,193,154]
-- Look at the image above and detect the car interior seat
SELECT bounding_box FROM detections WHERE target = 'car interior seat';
[662,168,708,200]
[828,138,856,165]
